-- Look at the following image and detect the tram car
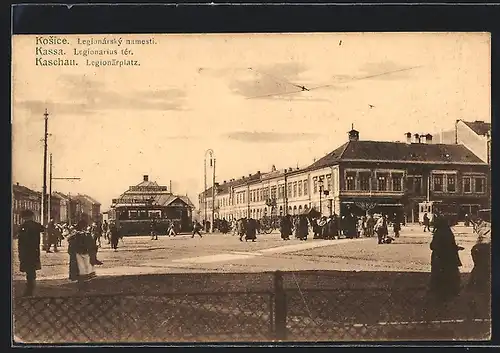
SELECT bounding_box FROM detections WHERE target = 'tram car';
[418,201,459,226]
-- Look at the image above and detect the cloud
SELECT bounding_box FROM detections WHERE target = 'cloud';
[15,74,188,116]
[224,131,322,143]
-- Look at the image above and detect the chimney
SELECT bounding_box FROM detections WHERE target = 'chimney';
[413,133,420,143]
[425,133,433,144]
[405,132,412,144]
[143,175,149,182]
[16,182,19,186]
[223,180,226,184]
[249,174,252,177]
[257,171,261,175]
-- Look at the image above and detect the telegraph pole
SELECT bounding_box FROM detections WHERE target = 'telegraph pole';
[41,109,49,226]
[48,153,52,221]
[211,156,216,233]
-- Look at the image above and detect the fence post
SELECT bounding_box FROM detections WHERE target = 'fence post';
[274,270,287,340]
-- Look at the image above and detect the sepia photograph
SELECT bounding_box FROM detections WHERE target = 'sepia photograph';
[11,32,491,343]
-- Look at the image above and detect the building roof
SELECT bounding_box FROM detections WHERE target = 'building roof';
[13,184,40,196]
[75,194,101,205]
[462,120,491,136]
[200,172,262,198]
[308,140,485,170]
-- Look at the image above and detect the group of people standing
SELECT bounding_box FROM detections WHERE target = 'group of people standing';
[17,210,121,296]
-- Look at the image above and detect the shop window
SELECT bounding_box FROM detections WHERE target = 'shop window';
[414,176,422,194]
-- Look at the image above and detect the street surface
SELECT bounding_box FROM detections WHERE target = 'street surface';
[12,224,479,281]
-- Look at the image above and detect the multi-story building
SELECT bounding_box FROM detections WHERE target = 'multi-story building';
[435,120,491,164]
[12,183,41,236]
[49,192,70,223]
[73,194,102,225]
[199,127,489,224]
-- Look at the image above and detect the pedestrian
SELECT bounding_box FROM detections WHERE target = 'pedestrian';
[17,210,44,297]
[238,218,246,242]
[429,217,464,300]
[423,213,431,232]
[150,218,158,240]
[192,221,203,238]
[393,214,401,238]
[167,221,177,237]
[109,222,120,250]
[467,219,491,292]
[67,220,97,288]
[297,214,309,241]
[101,220,109,242]
[245,217,257,242]
[90,222,101,248]
[45,218,58,253]
[375,215,389,244]
[279,215,292,241]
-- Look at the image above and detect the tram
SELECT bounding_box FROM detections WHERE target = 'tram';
[418,201,459,226]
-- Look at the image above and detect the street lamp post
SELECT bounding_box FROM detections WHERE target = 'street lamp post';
[204,149,215,233]
[284,170,288,215]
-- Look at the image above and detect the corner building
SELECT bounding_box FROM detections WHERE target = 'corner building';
[199,128,489,223]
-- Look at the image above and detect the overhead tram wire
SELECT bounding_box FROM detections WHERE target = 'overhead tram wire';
[246,65,423,100]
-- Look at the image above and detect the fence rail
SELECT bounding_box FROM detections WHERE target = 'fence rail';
[13,271,491,343]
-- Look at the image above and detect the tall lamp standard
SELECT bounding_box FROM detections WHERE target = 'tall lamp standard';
[204,149,216,233]
[318,179,330,216]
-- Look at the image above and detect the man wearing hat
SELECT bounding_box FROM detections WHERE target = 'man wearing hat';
[17,210,44,296]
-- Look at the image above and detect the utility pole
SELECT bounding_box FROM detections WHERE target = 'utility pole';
[41,109,49,227]
[211,156,216,233]
[48,153,52,221]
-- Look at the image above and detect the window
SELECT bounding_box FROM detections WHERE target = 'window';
[414,176,422,194]
[313,177,318,193]
[475,177,485,193]
[463,177,471,193]
[303,180,308,195]
[433,175,443,192]
[360,172,370,191]
[377,174,387,191]
[293,182,297,198]
[392,173,403,191]
[326,174,332,191]
[298,181,302,197]
[346,172,356,191]
[271,186,277,200]
[447,175,456,192]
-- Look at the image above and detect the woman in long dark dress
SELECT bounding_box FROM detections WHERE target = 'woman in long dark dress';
[429,217,464,300]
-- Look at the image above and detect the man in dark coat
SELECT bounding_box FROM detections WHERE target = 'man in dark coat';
[279,215,292,241]
[17,210,44,296]
[46,218,58,253]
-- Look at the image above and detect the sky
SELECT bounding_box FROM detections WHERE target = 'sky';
[12,32,491,210]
